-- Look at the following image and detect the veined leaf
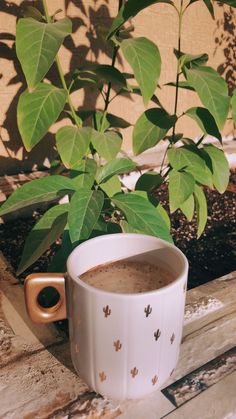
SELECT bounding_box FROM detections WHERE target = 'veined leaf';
[99,175,121,197]
[133,108,177,155]
[112,192,172,242]
[168,170,195,212]
[203,145,229,193]
[16,18,72,88]
[121,37,161,104]
[17,204,69,274]
[194,185,207,238]
[0,176,76,216]
[167,146,213,187]
[56,126,92,168]
[96,158,136,184]
[135,172,163,191]
[93,64,127,87]
[203,0,215,18]
[185,67,230,130]
[68,189,104,243]
[17,83,67,151]
[107,0,174,39]
[91,130,122,161]
[70,159,97,189]
[185,107,222,142]
[232,89,236,124]
[180,194,194,221]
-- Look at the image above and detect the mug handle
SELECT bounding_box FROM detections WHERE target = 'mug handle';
[24,273,67,323]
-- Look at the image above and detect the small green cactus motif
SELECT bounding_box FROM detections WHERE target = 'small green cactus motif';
[113,339,122,351]
[183,282,187,292]
[144,304,152,317]
[130,367,138,378]
[170,333,175,344]
[152,375,158,386]
[154,329,161,341]
[99,371,107,382]
[103,305,111,317]
[170,368,175,376]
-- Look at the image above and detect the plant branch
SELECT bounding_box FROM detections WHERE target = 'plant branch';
[42,0,82,127]
[172,0,184,142]
[103,0,123,113]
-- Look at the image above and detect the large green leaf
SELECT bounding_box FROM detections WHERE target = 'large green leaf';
[16,18,72,88]
[167,146,213,187]
[17,204,69,274]
[194,185,207,238]
[121,37,161,104]
[133,108,177,155]
[93,65,127,87]
[71,65,127,92]
[180,194,194,221]
[185,67,230,129]
[112,192,172,242]
[120,220,140,234]
[107,0,174,39]
[56,126,91,168]
[91,130,122,161]
[68,189,104,243]
[70,159,97,189]
[17,83,67,151]
[99,175,121,197]
[0,176,76,216]
[232,89,236,124]
[203,145,229,193]
[96,158,136,184]
[168,170,195,212]
[185,107,222,142]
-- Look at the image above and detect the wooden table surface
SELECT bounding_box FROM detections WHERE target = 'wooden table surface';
[1,251,236,419]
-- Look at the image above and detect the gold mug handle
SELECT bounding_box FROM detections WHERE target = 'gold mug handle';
[24,273,67,323]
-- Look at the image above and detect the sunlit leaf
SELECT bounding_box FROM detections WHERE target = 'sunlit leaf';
[203,144,229,193]
[168,170,195,212]
[185,107,222,142]
[96,158,136,184]
[0,176,76,216]
[17,83,66,151]
[16,18,72,88]
[68,189,104,243]
[121,37,161,104]
[17,204,69,274]
[56,126,91,168]
[194,185,207,238]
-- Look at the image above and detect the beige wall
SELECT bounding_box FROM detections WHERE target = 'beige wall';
[0,1,235,175]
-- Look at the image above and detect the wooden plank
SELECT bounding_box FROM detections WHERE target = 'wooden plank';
[0,252,65,368]
[164,370,236,419]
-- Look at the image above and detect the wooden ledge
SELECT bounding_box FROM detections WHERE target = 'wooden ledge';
[0,252,236,418]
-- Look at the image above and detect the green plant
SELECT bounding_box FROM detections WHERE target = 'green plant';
[0,0,235,275]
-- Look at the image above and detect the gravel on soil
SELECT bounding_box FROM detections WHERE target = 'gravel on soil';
[0,173,235,291]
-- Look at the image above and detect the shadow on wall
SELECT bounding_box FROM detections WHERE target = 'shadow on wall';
[214,3,236,96]
[0,0,123,180]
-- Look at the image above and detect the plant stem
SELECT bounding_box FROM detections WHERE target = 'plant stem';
[42,0,82,127]
[172,0,184,142]
[103,0,123,113]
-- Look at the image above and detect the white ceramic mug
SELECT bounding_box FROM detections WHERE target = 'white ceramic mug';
[25,233,188,400]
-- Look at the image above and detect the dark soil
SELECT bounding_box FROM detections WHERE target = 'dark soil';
[0,173,235,291]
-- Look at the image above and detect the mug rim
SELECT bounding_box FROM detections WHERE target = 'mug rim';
[66,233,188,297]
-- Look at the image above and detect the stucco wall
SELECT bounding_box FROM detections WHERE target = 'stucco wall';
[0,1,235,175]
